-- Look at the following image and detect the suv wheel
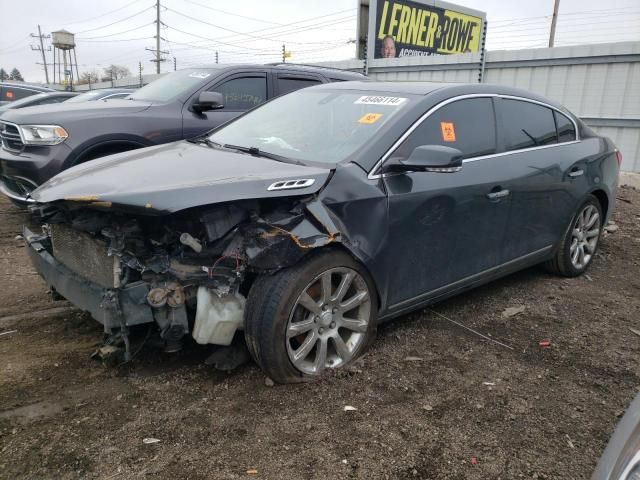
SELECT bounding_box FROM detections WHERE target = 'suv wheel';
[244,250,377,384]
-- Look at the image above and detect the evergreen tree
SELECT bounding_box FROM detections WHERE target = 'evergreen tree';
[9,68,24,81]
[0,69,7,81]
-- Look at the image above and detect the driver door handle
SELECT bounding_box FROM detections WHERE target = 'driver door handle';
[486,188,510,200]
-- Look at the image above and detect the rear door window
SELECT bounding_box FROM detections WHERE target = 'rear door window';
[554,111,576,143]
[499,99,558,150]
[3,87,38,102]
[393,97,497,161]
[212,75,267,111]
[275,75,322,96]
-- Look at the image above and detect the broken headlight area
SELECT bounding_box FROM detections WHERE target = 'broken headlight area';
[25,197,338,364]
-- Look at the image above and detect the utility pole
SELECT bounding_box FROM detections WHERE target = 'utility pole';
[282,44,286,63]
[30,25,51,84]
[215,51,219,64]
[548,0,560,48]
[173,56,176,70]
[139,61,143,87]
[146,0,167,73]
[155,0,161,73]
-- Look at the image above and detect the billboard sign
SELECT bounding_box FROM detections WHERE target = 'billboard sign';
[357,0,486,59]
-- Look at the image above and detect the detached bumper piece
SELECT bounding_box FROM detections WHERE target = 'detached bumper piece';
[23,226,153,332]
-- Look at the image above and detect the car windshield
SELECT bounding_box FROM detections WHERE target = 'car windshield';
[209,89,415,164]
[129,68,221,102]
[65,91,109,102]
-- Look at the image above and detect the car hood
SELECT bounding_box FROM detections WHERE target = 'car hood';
[31,141,332,213]
[0,99,152,124]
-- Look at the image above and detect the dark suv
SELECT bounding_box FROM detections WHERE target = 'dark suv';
[0,64,364,204]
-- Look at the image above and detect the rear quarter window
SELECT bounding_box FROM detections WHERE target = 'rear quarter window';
[554,111,577,143]
[2,87,38,102]
[276,77,322,96]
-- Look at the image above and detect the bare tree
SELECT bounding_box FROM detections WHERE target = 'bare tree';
[103,64,132,81]
[78,70,100,85]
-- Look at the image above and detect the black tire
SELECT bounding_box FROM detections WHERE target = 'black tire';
[244,249,378,384]
[545,194,603,277]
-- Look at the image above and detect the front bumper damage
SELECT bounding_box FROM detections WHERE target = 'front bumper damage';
[24,226,154,331]
[23,197,341,363]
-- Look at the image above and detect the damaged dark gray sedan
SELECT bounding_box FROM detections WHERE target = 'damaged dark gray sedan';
[23,81,620,383]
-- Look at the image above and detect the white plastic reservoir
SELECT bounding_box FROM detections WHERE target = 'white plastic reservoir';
[193,287,246,345]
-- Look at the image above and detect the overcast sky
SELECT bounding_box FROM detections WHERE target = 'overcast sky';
[1,0,639,83]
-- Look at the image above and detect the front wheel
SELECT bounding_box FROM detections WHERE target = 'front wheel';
[244,250,377,384]
[545,195,603,277]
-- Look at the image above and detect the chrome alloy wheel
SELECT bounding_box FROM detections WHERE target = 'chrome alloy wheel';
[286,267,371,375]
[570,204,601,269]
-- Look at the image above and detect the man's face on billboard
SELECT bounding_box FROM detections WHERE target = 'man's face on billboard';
[382,36,396,58]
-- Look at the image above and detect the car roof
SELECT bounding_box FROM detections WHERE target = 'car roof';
[0,81,55,92]
[311,81,568,109]
[175,64,365,80]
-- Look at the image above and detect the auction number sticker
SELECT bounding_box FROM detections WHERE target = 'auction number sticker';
[440,121,456,142]
[354,96,407,106]
[358,113,383,124]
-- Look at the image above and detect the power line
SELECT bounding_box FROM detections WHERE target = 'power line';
[0,35,31,52]
[164,6,354,45]
[41,0,149,28]
[179,0,287,26]
[181,7,356,44]
[73,5,156,34]
[77,36,155,43]
[77,22,154,40]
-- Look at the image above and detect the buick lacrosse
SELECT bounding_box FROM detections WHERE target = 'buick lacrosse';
[23,81,620,383]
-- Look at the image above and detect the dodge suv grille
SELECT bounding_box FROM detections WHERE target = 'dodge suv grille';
[0,122,24,152]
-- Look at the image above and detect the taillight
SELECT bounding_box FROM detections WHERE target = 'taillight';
[615,149,622,168]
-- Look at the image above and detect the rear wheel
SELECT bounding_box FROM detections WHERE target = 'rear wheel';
[545,195,603,277]
[244,250,377,384]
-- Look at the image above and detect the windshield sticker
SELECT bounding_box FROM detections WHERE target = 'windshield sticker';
[354,96,407,106]
[440,122,456,142]
[358,113,383,124]
[188,72,211,79]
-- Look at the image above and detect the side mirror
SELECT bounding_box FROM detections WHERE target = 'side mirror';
[386,145,463,173]
[193,91,224,113]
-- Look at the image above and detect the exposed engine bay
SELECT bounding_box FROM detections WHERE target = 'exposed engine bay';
[24,196,339,364]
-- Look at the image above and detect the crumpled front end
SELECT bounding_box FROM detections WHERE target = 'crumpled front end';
[24,195,340,360]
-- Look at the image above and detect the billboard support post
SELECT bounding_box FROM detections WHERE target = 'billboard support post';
[478,20,487,83]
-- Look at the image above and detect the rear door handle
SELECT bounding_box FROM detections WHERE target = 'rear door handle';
[568,169,584,178]
[486,189,510,200]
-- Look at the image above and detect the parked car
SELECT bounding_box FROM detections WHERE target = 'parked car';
[0,64,364,205]
[22,81,620,383]
[593,393,640,479]
[0,91,78,112]
[64,88,135,103]
[0,81,55,106]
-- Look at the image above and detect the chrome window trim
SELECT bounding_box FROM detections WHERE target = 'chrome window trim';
[368,93,580,180]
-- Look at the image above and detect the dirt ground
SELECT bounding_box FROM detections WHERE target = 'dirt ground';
[0,188,638,480]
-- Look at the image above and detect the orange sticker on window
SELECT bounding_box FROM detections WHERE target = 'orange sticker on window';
[440,121,456,142]
[6,91,13,99]
[358,113,383,124]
